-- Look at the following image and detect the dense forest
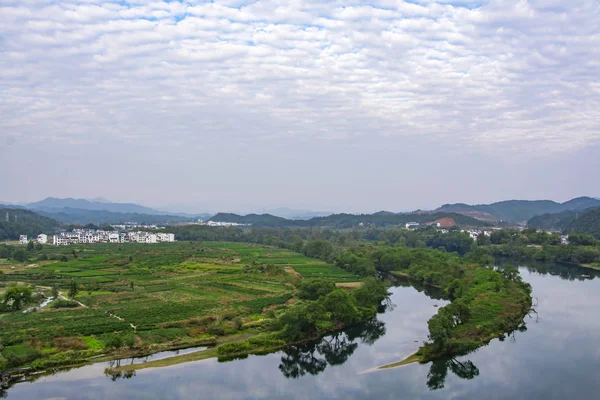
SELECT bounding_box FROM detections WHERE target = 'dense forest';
[565,208,600,239]
[527,207,600,239]
[0,208,59,241]
[527,209,581,231]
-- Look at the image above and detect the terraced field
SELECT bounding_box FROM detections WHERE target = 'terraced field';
[0,241,359,368]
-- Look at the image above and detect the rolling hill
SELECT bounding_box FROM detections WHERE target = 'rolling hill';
[435,197,600,223]
[565,208,600,239]
[27,197,165,215]
[209,211,488,228]
[36,208,193,226]
[0,208,60,241]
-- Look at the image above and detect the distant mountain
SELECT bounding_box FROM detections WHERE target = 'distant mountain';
[35,207,193,226]
[210,211,488,228]
[565,208,600,239]
[435,197,600,223]
[258,207,332,220]
[0,208,60,241]
[26,197,164,215]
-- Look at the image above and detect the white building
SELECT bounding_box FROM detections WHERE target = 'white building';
[19,235,28,244]
[156,233,175,242]
[146,234,157,244]
[37,234,48,244]
[46,229,175,246]
[405,222,420,230]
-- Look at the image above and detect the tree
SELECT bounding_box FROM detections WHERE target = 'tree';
[303,240,335,262]
[297,279,335,301]
[3,286,33,311]
[35,242,43,251]
[568,233,598,246]
[27,240,35,251]
[11,248,28,262]
[352,277,387,308]
[52,285,59,299]
[68,280,79,299]
[476,233,491,246]
[321,289,360,325]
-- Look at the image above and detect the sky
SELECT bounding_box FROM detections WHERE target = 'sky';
[1,0,599,214]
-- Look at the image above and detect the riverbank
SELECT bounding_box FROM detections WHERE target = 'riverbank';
[337,245,533,363]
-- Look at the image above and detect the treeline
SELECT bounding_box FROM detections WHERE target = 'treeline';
[208,211,489,229]
[0,208,59,241]
[170,225,476,259]
[481,243,600,265]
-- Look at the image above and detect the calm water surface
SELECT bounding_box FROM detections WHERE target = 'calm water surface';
[5,263,600,399]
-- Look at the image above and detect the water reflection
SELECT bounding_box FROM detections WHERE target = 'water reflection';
[497,259,600,281]
[278,318,386,379]
[426,357,480,390]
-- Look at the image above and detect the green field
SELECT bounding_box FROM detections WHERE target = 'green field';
[0,241,359,369]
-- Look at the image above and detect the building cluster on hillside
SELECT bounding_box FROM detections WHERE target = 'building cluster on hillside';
[31,229,176,246]
[111,223,163,230]
[198,220,249,227]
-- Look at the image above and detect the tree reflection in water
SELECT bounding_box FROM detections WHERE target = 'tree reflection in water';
[279,318,386,379]
[104,359,137,382]
[426,357,480,390]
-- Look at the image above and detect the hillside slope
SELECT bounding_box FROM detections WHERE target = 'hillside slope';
[210,211,489,228]
[436,196,600,223]
[0,208,60,241]
[37,208,192,225]
[565,208,600,238]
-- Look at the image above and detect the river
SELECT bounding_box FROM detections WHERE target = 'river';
[4,262,600,399]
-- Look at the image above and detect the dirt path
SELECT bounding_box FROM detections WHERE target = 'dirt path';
[58,292,88,308]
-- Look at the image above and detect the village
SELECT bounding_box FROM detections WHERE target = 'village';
[19,229,175,246]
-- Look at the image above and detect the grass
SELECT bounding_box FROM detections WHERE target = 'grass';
[376,352,422,370]
[0,241,360,370]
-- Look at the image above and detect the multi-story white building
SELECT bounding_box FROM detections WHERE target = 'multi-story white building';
[19,235,28,244]
[47,229,176,246]
[37,234,48,244]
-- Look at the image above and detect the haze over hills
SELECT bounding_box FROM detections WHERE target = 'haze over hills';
[2,196,599,233]
[27,197,169,216]
[433,197,600,223]
[257,207,332,220]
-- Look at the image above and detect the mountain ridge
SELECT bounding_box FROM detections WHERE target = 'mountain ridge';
[433,196,600,223]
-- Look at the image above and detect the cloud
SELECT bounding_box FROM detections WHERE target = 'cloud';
[1,0,598,154]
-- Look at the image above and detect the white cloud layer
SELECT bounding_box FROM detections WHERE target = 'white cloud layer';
[2,0,598,151]
[0,1,599,210]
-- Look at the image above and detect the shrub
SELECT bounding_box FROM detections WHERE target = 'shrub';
[103,334,123,350]
[53,337,89,351]
[3,345,41,367]
[50,299,79,309]
[233,317,243,330]
[216,341,251,357]
[206,321,225,336]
